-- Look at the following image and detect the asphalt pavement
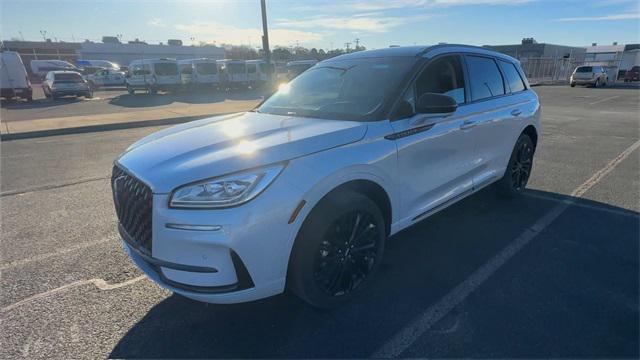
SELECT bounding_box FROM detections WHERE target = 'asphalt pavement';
[1,85,638,359]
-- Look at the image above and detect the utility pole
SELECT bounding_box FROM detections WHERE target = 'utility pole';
[260,0,272,85]
[344,42,351,53]
[39,30,47,41]
[354,38,360,50]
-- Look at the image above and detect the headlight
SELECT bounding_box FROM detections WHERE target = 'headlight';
[169,164,285,208]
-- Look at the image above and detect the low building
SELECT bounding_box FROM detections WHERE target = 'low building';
[79,41,225,67]
[484,38,586,61]
[585,43,640,78]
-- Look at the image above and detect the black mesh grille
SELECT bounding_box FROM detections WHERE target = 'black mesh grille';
[112,165,153,254]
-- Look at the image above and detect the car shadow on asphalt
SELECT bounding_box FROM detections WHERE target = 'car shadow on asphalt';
[109,188,639,358]
[0,96,85,109]
[107,89,265,108]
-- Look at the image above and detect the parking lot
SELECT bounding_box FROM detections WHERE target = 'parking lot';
[1,85,638,358]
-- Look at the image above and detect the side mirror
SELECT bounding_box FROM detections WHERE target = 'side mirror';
[416,93,457,114]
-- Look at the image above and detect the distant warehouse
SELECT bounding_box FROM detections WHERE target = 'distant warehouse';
[484,38,586,61]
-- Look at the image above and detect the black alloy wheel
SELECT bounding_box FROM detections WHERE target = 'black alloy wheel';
[510,137,534,191]
[289,191,386,308]
[313,210,380,297]
[497,133,535,196]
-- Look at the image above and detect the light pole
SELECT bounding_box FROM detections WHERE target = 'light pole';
[260,0,272,85]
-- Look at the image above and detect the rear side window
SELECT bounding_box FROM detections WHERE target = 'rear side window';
[499,60,526,93]
[466,55,505,101]
[576,66,592,73]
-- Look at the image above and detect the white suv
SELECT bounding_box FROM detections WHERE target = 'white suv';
[113,45,541,308]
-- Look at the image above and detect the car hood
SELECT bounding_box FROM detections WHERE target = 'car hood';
[116,112,367,193]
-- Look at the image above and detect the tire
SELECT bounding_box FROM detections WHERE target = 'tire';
[570,83,576,87]
[288,191,387,308]
[496,133,534,197]
[85,90,93,99]
[594,79,600,88]
[127,85,135,95]
[148,87,157,95]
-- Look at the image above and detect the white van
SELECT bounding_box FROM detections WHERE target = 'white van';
[1,51,33,101]
[126,59,180,94]
[178,58,220,90]
[217,59,248,89]
[246,59,275,87]
[286,60,318,80]
[30,60,78,79]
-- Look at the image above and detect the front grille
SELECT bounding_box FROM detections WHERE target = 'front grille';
[112,165,153,254]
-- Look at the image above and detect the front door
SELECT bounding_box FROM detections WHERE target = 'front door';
[391,54,479,222]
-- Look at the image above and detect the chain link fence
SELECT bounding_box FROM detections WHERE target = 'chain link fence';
[521,57,623,85]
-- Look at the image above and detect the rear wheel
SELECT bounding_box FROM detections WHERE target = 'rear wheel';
[127,85,135,95]
[497,133,534,197]
[570,83,576,87]
[289,191,386,308]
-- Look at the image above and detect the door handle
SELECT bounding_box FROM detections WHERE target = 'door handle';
[460,120,477,130]
[511,109,522,117]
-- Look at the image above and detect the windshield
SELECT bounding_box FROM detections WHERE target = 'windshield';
[258,57,414,120]
[227,63,245,74]
[154,62,178,76]
[54,73,84,83]
[576,66,593,73]
[196,62,218,75]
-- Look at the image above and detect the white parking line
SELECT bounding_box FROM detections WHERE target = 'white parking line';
[372,138,640,358]
[588,95,619,106]
[0,236,116,271]
[1,276,146,313]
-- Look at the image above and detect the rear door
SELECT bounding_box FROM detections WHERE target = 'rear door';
[463,55,530,188]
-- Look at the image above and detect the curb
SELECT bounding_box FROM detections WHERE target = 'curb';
[0,113,223,141]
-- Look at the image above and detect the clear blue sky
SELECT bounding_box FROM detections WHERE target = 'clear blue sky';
[2,0,639,50]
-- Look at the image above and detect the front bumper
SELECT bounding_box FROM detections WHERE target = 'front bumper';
[117,170,305,304]
[52,89,91,97]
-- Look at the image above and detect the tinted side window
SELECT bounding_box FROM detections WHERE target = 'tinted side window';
[466,55,505,101]
[403,55,466,109]
[499,60,526,93]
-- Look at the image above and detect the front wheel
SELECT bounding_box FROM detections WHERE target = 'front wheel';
[497,133,534,197]
[288,191,386,308]
[127,85,135,95]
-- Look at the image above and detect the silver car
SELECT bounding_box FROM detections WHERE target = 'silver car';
[570,65,608,87]
[42,71,93,99]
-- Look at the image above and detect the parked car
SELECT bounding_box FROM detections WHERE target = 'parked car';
[112,45,540,308]
[42,70,93,99]
[178,58,220,90]
[30,60,78,79]
[126,58,180,94]
[217,59,248,89]
[84,68,126,88]
[286,60,317,80]
[624,66,640,82]
[570,65,608,87]
[1,51,33,101]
